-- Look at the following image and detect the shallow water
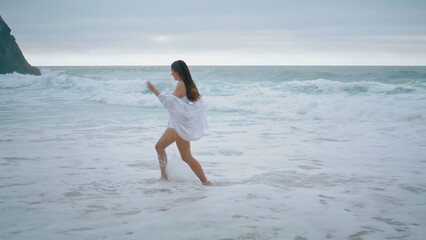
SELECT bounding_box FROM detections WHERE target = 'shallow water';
[1,66,425,239]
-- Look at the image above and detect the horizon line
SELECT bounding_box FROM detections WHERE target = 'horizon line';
[36,64,426,67]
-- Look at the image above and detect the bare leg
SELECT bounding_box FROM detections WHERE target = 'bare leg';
[174,131,212,185]
[155,128,175,180]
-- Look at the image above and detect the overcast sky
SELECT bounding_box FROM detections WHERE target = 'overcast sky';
[1,0,426,65]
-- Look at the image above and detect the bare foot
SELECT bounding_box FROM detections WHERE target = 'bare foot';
[158,176,168,182]
[202,180,214,186]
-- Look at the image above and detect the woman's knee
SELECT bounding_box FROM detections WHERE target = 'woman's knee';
[180,154,193,163]
[155,142,164,153]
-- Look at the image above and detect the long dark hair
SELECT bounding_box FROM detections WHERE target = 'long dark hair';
[171,60,201,102]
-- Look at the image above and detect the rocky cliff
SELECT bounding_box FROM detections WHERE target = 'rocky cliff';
[0,16,41,75]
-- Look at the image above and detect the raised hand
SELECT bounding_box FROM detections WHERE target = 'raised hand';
[146,81,160,95]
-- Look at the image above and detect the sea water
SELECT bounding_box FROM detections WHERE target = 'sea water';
[1,66,425,239]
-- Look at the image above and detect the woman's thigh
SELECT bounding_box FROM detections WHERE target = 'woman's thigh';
[156,128,175,150]
[174,131,191,160]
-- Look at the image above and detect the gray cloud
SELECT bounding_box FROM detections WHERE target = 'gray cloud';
[1,0,425,65]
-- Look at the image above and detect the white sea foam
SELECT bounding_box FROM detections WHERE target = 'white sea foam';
[201,79,425,122]
[1,66,425,240]
[3,68,423,122]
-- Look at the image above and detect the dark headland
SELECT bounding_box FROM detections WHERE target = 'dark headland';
[0,15,41,75]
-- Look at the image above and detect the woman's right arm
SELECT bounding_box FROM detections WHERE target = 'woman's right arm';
[146,81,160,96]
[147,81,174,108]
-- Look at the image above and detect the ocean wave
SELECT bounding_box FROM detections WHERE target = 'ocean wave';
[282,78,418,95]
[1,68,424,123]
[0,71,42,89]
[200,78,425,122]
[204,93,425,122]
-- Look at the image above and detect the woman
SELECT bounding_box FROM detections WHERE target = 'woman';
[146,60,212,185]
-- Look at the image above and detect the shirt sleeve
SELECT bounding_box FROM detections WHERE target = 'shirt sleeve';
[157,94,181,110]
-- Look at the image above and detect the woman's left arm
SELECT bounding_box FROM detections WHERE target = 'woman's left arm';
[173,81,186,98]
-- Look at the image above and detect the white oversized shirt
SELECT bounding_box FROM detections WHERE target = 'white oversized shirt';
[157,94,208,141]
